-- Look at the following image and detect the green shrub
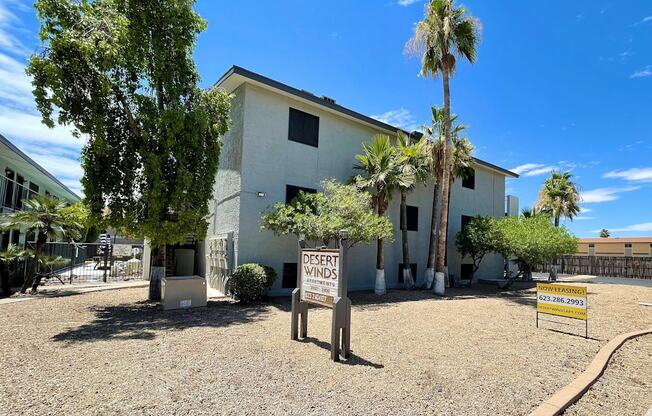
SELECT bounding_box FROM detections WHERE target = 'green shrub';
[228,263,277,303]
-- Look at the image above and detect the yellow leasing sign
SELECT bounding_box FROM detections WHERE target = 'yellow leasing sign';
[536,283,587,320]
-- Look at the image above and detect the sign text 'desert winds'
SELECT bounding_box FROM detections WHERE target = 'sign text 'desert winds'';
[300,250,339,307]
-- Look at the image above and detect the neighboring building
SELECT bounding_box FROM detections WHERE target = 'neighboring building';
[200,66,518,295]
[577,237,652,257]
[0,133,80,250]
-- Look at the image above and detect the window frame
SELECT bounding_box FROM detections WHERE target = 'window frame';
[288,107,319,148]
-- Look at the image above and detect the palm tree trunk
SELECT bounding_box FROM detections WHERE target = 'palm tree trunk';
[24,234,47,293]
[400,191,414,289]
[375,190,387,295]
[434,68,452,296]
[554,215,560,227]
[424,180,439,289]
[1,263,10,297]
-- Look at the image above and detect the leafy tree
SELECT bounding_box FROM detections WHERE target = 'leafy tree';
[0,245,29,297]
[599,229,610,238]
[261,180,393,249]
[455,216,499,277]
[494,216,578,280]
[28,0,231,300]
[59,202,99,243]
[396,132,430,288]
[0,195,82,293]
[354,135,407,295]
[406,0,480,295]
[536,171,581,227]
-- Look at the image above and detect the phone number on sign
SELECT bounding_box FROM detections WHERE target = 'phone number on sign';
[538,294,584,306]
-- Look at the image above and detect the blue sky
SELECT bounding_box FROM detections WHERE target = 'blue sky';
[0,0,651,237]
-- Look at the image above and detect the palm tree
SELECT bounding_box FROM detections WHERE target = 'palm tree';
[406,0,480,295]
[354,134,404,295]
[536,171,581,227]
[600,229,610,238]
[396,132,431,289]
[0,244,29,297]
[421,107,472,289]
[0,195,81,293]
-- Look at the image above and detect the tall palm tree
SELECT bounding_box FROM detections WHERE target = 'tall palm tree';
[421,107,472,289]
[406,0,480,295]
[354,134,404,295]
[396,132,431,289]
[0,195,81,293]
[536,171,581,227]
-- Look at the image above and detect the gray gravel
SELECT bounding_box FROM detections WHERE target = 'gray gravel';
[1,280,650,415]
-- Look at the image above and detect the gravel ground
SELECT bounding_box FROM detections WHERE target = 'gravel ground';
[1,280,650,415]
[564,334,652,416]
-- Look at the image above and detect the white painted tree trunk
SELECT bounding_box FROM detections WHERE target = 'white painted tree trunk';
[424,267,435,289]
[433,272,445,295]
[403,268,415,290]
[149,266,165,301]
[374,269,386,295]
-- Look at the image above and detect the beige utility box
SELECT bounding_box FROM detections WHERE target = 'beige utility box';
[161,275,207,310]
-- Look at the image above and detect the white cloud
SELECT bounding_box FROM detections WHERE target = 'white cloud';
[0,105,84,149]
[523,166,556,177]
[580,186,640,203]
[630,65,652,78]
[509,163,544,175]
[573,216,595,221]
[397,0,420,6]
[603,222,652,233]
[580,207,591,213]
[371,108,421,132]
[641,16,652,23]
[0,52,34,108]
[604,167,652,182]
[0,1,29,56]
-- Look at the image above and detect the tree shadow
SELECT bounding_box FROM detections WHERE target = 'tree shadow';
[52,298,276,344]
[298,336,384,369]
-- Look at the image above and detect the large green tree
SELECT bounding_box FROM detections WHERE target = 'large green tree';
[260,180,393,249]
[406,0,479,295]
[27,0,231,300]
[354,134,406,295]
[536,171,581,227]
[395,132,430,289]
[0,195,82,293]
[455,216,500,278]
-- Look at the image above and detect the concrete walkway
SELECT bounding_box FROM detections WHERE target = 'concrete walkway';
[550,274,652,288]
[0,280,148,306]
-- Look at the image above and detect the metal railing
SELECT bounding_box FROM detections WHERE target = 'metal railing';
[0,174,39,213]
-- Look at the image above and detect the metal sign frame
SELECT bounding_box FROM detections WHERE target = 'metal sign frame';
[536,282,588,338]
[291,231,351,362]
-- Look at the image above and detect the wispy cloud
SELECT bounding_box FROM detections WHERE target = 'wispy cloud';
[0,1,29,56]
[604,167,652,182]
[580,186,640,203]
[573,216,595,221]
[523,166,556,177]
[509,161,576,177]
[397,0,420,6]
[599,222,652,233]
[510,163,544,175]
[371,108,421,132]
[630,65,652,79]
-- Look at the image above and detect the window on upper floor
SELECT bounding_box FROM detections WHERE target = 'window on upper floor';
[285,184,317,204]
[29,182,39,199]
[406,205,418,231]
[288,107,319,148]
[462,168,475,189]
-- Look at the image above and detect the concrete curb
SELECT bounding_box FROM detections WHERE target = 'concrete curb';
[529,328,652,416]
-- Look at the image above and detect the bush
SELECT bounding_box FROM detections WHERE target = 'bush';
[227,263,277,303]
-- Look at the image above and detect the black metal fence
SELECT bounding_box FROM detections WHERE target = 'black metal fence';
[14,241,145,286]
[534,255,652,280]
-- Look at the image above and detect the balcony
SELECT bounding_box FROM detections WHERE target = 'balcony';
[0,174,39,213]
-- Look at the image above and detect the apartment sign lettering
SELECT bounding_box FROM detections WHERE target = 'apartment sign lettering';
[300,249,339,308]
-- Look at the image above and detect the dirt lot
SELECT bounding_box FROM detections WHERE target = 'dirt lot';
[1,280,650,415]
[564,334,652,416]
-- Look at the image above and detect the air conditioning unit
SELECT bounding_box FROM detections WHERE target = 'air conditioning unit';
[321,95,336,104]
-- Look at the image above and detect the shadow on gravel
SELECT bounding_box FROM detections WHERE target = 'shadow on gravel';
[298,336,384,369]
[52,298,277,344]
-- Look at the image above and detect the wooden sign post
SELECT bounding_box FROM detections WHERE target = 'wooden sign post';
[291,230,351,362]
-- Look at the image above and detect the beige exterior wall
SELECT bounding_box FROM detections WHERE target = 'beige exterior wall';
[576,241,652,257]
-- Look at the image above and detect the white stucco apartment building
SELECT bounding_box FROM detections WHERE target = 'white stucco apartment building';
[200,66,518,295]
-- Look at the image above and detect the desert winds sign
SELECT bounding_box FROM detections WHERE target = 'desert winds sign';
[300,249,340,307]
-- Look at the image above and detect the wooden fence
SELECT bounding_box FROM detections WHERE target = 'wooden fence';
[534,256,652,280]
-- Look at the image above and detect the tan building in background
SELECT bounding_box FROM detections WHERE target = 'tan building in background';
[577,237,652,257]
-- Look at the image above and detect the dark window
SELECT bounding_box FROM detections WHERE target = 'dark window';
[397,263,417,284]
[462,168,475,189]
[406,205,418,231]
[461,215,472,230]
[588,243,595,248]
[625,243,632,248]
[282,262,298,288]
[460,264,474,280]
[3,169,14,207]
[285,184,316,204]
[0,231,9,250]
[29,182,39,199]
[288,108,319,147]
[15,175,24,209]
[11,230,19,245]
